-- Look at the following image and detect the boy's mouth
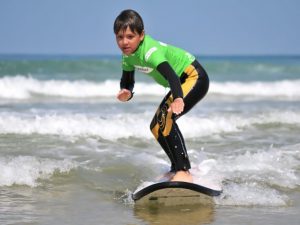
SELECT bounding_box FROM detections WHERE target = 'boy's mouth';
[122,47,132,54]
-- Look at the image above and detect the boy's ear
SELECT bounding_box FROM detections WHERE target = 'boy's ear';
[140,30,145,41]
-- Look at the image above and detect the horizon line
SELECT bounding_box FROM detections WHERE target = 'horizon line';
[1,53,300,58]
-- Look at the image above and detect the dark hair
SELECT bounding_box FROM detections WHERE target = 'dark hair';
[113,9,144,35]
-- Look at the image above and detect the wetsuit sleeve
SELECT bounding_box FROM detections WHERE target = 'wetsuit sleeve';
[120,70,135,101]
[156,62,183,99]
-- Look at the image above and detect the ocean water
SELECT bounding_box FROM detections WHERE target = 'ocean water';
[0,55,299,225]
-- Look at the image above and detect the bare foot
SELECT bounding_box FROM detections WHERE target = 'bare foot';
[157,171,175,182]
[171,171,193,183]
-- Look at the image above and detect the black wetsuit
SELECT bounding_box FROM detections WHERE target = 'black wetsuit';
[120,59,209,172]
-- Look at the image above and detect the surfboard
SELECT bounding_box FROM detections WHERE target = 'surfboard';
[132,181,222,206]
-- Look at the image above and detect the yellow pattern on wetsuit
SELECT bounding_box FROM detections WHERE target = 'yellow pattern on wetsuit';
[151,63,199,138]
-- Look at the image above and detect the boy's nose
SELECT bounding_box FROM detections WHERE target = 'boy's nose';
[123,38,129,45]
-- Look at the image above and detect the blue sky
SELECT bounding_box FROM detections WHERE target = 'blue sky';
[1,0,299,55]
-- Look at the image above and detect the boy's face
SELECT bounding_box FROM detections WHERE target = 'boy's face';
[116,27,144,55]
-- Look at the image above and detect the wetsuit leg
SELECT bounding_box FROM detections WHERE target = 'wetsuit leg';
[150,92,177,171]
[150,60,209,172]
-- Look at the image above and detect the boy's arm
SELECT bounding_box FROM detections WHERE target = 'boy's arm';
[156,62,183,99]
[119,70,135,101]
[156,61,184,115]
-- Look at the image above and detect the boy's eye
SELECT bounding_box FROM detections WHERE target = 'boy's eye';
[127,35,135,39]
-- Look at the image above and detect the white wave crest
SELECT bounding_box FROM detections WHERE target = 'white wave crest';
[178,110,300,137]
[0,110,299,139]
[0,76,165,99]
[0,113,151,139]
[210,79,300,98]
[1,76,300,99]
[213,148,299,206]
[0,156,77,187]
[191,146,299,206]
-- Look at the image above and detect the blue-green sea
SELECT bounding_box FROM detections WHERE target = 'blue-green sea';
[0,55,299,225]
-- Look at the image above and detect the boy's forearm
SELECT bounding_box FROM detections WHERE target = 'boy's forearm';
[157,62,183,99]
[120,70,135,92]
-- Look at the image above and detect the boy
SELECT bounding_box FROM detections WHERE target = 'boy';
[114,9,209,182]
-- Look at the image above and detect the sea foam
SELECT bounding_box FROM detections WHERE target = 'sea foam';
[0,110,299,139]
[0,76,165,99]
[0,156,77,187]
[0,76,300,99]
[193,146,300,206]
[211,79,300,98]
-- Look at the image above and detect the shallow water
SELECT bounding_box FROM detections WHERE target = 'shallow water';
[0,55,299,224]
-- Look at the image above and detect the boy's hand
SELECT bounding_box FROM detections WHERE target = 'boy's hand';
[168,98,184,115]
[117,89,132,102]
